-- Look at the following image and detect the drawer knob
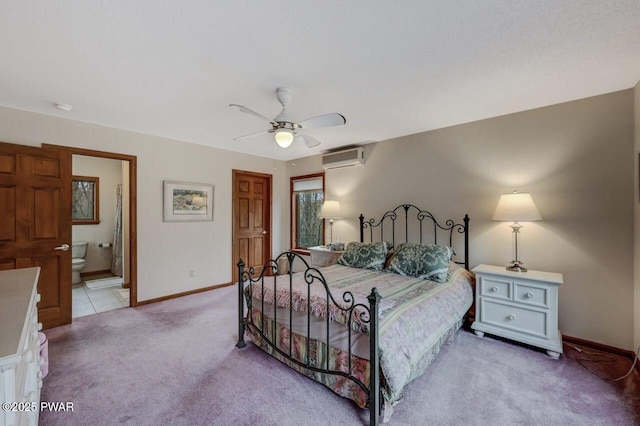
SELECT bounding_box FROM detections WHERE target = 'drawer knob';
[491,287,498,292]
[526,292,534,298]
[508,314,516,320]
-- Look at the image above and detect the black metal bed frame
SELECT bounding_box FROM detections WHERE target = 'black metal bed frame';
[236,204,470,426]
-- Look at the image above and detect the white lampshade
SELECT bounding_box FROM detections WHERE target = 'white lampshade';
[492,192,542,222]
[274,128,294,148]
[319,200,342,219]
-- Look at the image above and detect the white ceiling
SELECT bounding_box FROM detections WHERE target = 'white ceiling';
[1,1,639,161]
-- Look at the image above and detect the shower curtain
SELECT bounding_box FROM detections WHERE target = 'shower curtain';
[111,184,123,277]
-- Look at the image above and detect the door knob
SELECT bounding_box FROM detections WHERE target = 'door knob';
[54,244,70,251]
[262,230,267,235]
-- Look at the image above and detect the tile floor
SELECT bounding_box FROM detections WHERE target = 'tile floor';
[72,283,130,318]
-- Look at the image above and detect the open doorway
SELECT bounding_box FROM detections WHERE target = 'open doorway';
[71,155,129,317]
[43,144,138,314]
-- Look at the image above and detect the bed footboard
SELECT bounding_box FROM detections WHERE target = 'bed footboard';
[236,252,381,426]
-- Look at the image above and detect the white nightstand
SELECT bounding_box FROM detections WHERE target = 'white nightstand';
[308,246,344,268]
[471,264,563,359]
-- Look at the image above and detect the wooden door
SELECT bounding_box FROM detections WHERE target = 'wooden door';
[0,142,72,329]
[232,170,271,282]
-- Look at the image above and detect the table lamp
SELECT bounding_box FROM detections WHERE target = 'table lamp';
[492,191,542,272]
[319,200,342,244]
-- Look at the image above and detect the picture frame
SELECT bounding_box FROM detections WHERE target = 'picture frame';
[72,175,100,225]
[163,180,214,222]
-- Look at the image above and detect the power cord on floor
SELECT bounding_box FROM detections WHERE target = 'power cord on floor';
[572,344,640,382]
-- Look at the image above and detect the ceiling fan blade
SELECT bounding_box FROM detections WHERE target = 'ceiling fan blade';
[297,112,346,129]
[233,130,269,141]
[229,104,277,125]
[295,134,321,148]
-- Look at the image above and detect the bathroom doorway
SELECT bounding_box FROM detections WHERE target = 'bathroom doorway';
[71,155,128,317]
[43,144,138,318]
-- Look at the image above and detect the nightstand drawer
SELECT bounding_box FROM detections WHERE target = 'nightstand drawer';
[479,277,511,301]
[481,300,548,338]
[310,252,338,267]
[514,282,548,308]
[307,247,344,268]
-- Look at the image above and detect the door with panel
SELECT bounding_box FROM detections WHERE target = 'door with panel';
[232,170,272,282]
[0,142,72,329]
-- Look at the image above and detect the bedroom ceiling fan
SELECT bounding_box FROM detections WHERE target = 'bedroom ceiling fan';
[229,87,346,149]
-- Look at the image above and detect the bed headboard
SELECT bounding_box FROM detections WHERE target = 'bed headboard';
[359,204,470,270]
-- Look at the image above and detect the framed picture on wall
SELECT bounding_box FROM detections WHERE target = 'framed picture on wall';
[163,180,214,222]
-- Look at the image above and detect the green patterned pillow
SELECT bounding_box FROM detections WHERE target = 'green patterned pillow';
[337,241,389,271]
[386,243,454,283]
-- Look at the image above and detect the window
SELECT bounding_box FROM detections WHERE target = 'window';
[291,173,324,251]
[72,176,100,225]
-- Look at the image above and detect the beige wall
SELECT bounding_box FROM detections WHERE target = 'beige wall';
[2,88,636,349]
[288,90,635,350]
[0,106,287,302]
[72,155,122,274]
[635,80,640,351]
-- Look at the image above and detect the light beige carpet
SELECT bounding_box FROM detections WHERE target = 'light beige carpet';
[39,284,639,425]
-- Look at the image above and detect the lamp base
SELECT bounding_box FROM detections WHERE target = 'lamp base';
[506,261,527,272]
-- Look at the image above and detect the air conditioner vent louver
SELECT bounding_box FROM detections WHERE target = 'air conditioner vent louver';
[322,147,365,169]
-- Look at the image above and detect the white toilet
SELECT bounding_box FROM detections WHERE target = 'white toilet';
[71,242,88,284]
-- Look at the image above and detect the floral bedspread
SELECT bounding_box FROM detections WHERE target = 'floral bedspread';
[245,263,474,406]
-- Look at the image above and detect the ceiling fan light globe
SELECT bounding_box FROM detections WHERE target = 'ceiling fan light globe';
[275,129,294,148]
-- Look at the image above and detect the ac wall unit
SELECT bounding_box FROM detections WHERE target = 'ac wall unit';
[322,147,365,169]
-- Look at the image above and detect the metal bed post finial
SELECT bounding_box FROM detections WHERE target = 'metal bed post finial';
[359,214,364,243]
[236,259,247,348]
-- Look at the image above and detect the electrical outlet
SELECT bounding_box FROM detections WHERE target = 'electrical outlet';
[189,269,196,277]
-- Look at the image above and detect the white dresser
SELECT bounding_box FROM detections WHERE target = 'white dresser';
[307,246,344,268]
[471,264,563,358]
[0,267,42,426]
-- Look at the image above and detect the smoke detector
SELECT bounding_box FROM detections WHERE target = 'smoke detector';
[54,103,73,112]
